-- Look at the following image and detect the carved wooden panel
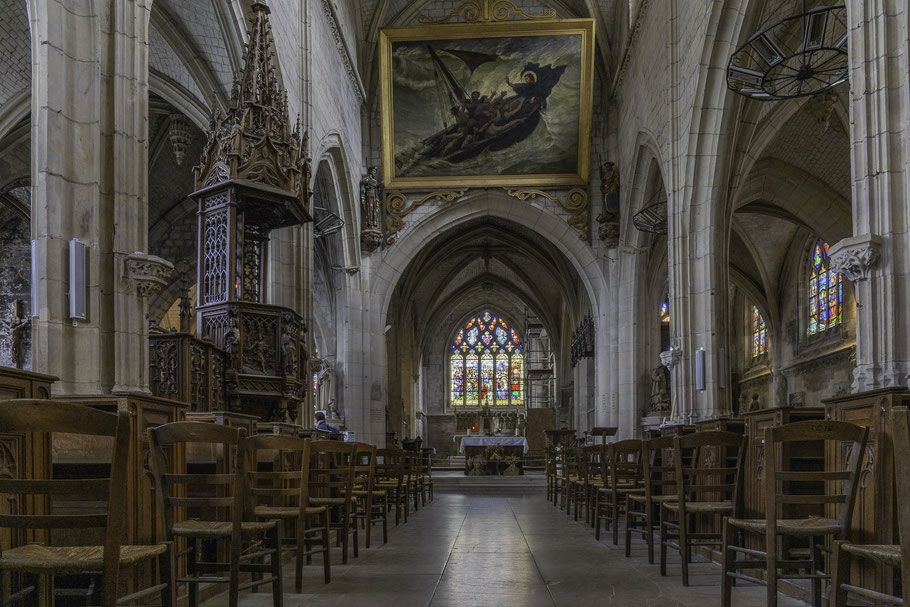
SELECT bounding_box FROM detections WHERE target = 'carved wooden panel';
[823,388,905,598]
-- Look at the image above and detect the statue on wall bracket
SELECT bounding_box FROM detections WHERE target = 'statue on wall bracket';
[596,160,620,247]
[360,166,383,253]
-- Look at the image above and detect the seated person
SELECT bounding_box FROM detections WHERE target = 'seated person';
[315,411,342,435]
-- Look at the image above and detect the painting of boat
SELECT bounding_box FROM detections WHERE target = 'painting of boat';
[379,20,595,189]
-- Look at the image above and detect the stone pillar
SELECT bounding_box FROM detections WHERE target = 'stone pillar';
[30,0,164,394]
[832,0,910,391]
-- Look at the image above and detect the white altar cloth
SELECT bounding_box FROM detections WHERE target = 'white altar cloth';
[459,436,529,454]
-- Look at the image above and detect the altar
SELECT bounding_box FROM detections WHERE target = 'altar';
[459,436,529,476]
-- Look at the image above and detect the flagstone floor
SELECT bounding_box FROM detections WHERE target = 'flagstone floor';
[209,487,807,607]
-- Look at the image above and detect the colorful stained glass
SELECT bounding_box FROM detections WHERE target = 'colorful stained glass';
[449,312,525,406]
[660,299,670,324]
[465,353,479,405]
[807,240,842,336]
[751,305,767,359]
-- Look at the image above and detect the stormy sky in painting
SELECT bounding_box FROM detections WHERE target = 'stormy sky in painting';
[391,34,582,178]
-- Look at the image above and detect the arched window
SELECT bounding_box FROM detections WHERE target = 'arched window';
[450,311,524,406]
[751,305,767,358]
[659,298,670,324]
[808,240,842,336]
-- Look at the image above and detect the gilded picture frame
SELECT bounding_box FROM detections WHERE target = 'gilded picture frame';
[379,19,595,190]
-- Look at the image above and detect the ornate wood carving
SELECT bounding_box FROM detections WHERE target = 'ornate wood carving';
[505,188,589,241]
[384,190,467,245]
[418,0,557,24]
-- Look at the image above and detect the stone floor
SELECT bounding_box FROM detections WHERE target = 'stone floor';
[209,488,807,607]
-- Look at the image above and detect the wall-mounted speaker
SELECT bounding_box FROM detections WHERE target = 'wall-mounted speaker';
[30,240,39,318]
[69,239,86,321]
[695,348,706,391]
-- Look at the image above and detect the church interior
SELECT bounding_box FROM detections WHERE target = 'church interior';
[0,0,908,605]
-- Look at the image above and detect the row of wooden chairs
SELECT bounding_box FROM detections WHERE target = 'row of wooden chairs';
[549,415,909,607]
[0,399,434,607]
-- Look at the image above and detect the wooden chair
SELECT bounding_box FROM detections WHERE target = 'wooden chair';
[544,430,576,505]
[575,445,601,524]
[351,443,388,548]
[721,420,868,607]
[829,406,909,606]
[561,446,581,515]
[404,451,421,513]
[148,421,282,607]
[308,441,358,564]
[661,430,746,586]
[418,448,434,504]
[625,436,676,563]
[245,434,330,589]
[375,449,408,525]
[595,439,644,544]
[0,399,175,607]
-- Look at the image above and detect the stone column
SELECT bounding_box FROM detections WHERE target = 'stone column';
[30,0,163,394]
[832,0,910,391]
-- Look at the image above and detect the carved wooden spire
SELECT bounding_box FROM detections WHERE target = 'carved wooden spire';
[194,1,310,211]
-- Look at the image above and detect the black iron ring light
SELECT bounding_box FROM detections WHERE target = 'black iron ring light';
[632,200,667,236]
[727,4,848,100]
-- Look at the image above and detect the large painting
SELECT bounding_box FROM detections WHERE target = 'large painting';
[379,20,595,189]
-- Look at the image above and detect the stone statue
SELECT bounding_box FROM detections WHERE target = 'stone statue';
[0,300,29,369]
[750,393,761,412]
[317,365,337,417]
[773,371,788,408]
[596,161,620,245]
[360,166,381,230]
[649,363,671,413]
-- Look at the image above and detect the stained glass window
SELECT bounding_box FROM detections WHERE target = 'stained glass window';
[660,298,670,323]
[751,305,767,358]
[807,240,842,335]
[450,312,524,406]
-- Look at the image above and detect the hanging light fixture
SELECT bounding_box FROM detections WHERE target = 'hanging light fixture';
[312,206,344,238]
[632,199,667,235]
[167,114,191,165]
[727,3,848,100]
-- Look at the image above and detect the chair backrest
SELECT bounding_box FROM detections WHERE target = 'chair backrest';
[561,446,581,480]
[580,445,601,484]
[419,448,433,479]
[308,441,356,502]
[375,448,405,491]
[543,429,577,449]
[245,434,311,515]
[607,439,643,490]
[353,443,377,492]
[148,421,248,536]
[642,436,676,502]
[764,420,868,538]
[0,399,130,583]
[890,407,910,588]
[672,430,746,514]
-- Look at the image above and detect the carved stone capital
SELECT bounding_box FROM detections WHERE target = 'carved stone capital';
[659,347,682,370]
[361,229,382,253]
[828,233,881,282]
[598,221,619,247]
[125,252,174,298]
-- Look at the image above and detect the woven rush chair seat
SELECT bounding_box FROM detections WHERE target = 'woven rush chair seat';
[351,489,388,497]
[171,519,276,538]
[309,495,358,505]
[598,485,644,494]
[628,493,676,504]
[726,515,842,536]
[663,500,732,514]
[0,544,168,572]
[840,543,902,568]
[252,505,329,519]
